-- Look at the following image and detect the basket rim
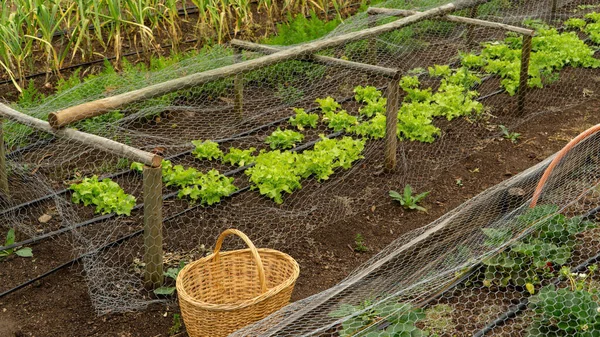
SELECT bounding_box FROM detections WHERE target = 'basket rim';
[176,248,299,312]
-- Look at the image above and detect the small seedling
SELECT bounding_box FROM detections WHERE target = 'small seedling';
[169,313,182,335]
[389,185,430,212]
[499,125,521,143]
[0,229,33,260]
[354,234,368,252]
[456,178,463,187]
[154,261,186,296]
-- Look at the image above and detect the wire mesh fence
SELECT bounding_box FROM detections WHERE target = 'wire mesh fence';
[1,0,600,335]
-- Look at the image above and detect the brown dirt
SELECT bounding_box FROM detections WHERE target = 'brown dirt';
[1,94,599,336]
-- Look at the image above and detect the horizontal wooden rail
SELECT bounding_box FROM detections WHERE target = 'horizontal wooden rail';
[0,103,162,167]
[367,7,536,36]
[230,39,399,77]
[47,0,489,128]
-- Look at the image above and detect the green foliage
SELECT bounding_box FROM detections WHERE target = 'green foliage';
[352,113,386,139]
[132,160,237,206]
[154,261,187,296]
[245,150,302,204]
[296,136,366,181]
[354,234,368,252]
[289,108,319,131]
[389,185,429,212]
[315,96,341,114]
[222,147,256,167]
[564,18,587,30]
[0,229,33,259]
[461,27,600,95]
[70,176,137,216]
[246,136,365,204]
[585,12,600,22]
[354,85,383,103]
[262,11,341,46]
[178,169,237,206]
[396,104,440,143]
[174,168,231,204]
[329,301,429,337]
[528,266,600,337]
[191,140,223,160]
[265,129,305,150]
[359,98,387,118]
[481,205,596,288]
[499,125,521,143]
[394,67,482,143]
[323,110,359,132]
[169,314,183,335]
[276,84,304,104]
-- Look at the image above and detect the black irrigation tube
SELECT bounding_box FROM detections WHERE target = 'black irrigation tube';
[0,87,361,252]
[0,86,359,219]
[0,125,348,298]
[1,71,506,250]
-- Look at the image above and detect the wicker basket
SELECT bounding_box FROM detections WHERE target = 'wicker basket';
[176,229,300,337]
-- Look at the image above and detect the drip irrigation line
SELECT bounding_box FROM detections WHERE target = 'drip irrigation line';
[473,249,600,337]
[0,126,349,298]
[0,94,357,252]
[0,184,253,299]
[6,137,56,159]
[0,87,361,219]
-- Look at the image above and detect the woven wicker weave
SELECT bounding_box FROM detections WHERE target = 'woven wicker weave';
[176,229,300,337]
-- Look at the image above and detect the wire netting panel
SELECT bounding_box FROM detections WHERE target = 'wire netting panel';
[1,0,600,335]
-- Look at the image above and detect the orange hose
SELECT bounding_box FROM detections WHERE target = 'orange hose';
[530,124,600,208]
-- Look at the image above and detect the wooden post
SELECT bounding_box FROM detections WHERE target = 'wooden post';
[384,72,401,171]
[0,119,8,196]
[551,0,557,21]
[0,103,162,168]
[517,34,532,116]
[233,48,243,119]
[466,5,478,45]
[367,12,377,64]
[143,165,163,289]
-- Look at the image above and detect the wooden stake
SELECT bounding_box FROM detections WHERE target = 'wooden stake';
[551,0,557,21]
[230,39,397,78]
[466,5,478,45]
[367,12,377,65]
[0,103,162,168]
[143,165,163,289]
[517,34,532,116]
[0,119,8,196]
[367,7,535,36]
[384,73,402,171]
[233,48,243,119]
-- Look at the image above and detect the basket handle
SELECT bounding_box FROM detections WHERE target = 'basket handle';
[212,229,267,293]
[530,124,600,208]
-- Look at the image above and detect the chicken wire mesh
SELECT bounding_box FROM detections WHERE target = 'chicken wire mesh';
[0,0,600,335]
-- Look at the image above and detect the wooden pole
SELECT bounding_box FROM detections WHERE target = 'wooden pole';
[384,72,401,171]
[466,5,478,45]
[367,7,535,36]
[47,0,490,128]
[517,34,532,116]
[0,103,162,167]
[230,40,398,78]
[367,11,377,65]
[0,119,8,196]
[233,48,244,119]
[143,165,163,289]
[551,0,557,21]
